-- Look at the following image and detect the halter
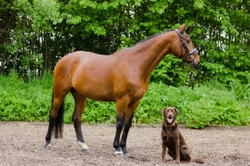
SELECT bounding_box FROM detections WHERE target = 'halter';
[175,29,198,62]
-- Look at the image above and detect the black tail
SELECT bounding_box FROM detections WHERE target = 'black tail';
[50,89,65,139]
[55,100,64,138]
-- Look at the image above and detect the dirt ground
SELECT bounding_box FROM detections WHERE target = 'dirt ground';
[0,122,249,166]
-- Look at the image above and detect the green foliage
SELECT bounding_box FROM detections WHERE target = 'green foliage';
[0,70,52,121]
[135,82,250,128]
[0,72,249,129]
[1,0,250,88]
[14,0,62,32]
[1,0,250,128]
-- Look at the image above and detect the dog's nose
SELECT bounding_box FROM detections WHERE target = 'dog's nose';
[167,115,173,119]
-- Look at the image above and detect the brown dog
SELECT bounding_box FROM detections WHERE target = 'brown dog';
[161,107,204,164]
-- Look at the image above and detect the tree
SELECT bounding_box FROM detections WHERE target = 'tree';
[0,0,249,86]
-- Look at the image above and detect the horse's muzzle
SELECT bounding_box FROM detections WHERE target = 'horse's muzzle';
[189,60,200,68]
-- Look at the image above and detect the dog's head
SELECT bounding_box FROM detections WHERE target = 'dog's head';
[161,107,179,125]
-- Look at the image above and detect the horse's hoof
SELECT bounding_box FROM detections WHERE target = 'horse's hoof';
[81,148,90,152]
[114,150,124,156]
[124,152,130,156]
[44,143,52,149]
[122,148,129,156]
[77,141,89,152]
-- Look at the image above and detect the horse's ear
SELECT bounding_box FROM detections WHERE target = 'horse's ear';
[174,108,179,114]
[178,24,187,34]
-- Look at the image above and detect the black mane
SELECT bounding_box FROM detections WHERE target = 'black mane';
[137,29,172,45]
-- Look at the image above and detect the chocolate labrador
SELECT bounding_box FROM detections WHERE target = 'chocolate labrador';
[161,107,204,164]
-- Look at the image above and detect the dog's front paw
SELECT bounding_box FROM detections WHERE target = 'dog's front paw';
[176,159,180,164]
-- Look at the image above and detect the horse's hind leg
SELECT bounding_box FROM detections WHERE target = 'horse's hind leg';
[45,76,71,148]
[71,88,89,152]
[45,89,69,148]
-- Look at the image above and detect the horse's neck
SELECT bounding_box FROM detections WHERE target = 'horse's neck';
[133,32,174,80]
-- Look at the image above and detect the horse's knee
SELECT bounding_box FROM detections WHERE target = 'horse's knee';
[123,115,133,133]
[124,119,132,130]
[116,116,124,130]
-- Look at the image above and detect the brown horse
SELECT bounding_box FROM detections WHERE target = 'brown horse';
[44,24,200,156]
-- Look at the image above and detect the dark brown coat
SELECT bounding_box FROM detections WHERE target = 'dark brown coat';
[161,107,204,164]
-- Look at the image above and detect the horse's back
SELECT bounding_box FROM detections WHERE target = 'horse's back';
[54,51,111,75]
[53,51,118,101]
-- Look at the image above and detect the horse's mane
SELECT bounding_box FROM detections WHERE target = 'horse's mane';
[136,29,172,45]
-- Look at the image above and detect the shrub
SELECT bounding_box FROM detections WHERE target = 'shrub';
[0,71,249,129]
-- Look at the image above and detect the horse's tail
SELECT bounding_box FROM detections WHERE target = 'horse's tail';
[51,88,65,139]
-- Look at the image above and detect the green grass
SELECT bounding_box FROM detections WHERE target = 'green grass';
[0,70,249,129]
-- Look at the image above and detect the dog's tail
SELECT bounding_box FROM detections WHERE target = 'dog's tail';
[192,158,204,164]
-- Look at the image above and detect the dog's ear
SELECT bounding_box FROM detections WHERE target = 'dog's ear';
[174,108,179,114]
[161,108,166,115]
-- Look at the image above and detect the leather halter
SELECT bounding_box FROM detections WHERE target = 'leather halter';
[175,29,198,62]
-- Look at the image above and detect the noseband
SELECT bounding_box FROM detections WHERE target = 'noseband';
[175,29,197,62]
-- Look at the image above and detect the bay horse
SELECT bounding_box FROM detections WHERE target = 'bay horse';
[44,24,200,156]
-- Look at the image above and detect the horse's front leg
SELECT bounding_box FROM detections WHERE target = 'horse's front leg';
[119,114,134,155]
[113,115,125,155]
[114,100,140,156]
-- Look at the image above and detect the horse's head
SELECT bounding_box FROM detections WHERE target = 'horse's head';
[171,24,200,68]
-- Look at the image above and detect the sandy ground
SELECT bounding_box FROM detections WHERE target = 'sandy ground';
[0,122,249,166]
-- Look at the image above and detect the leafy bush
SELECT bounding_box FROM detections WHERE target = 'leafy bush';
[0,70,52,121]
[135,82,250,128]
[0,71,249,129]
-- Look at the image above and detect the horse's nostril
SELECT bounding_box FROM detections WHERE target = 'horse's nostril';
[191,61,200,68]
[196,63,199,68]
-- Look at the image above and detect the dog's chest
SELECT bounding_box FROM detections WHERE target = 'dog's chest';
[162,125,176,142]
[164,130,174,141]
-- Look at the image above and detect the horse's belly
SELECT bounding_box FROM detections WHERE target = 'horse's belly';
[81,89,116,102]
[73,77,116,101]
